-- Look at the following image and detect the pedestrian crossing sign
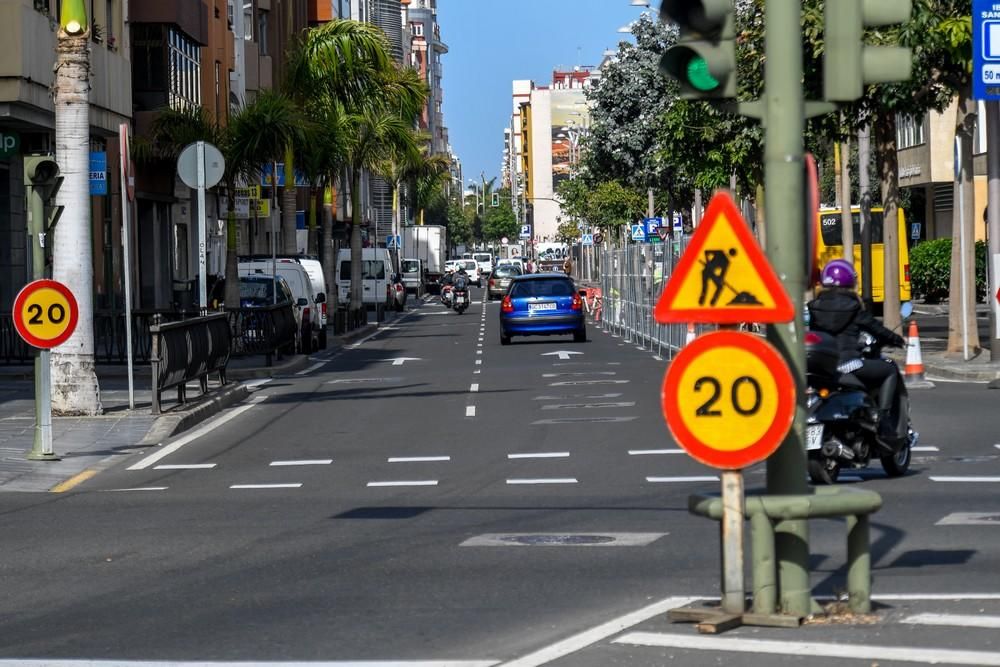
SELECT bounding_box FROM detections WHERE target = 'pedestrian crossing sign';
[631,224,647,242]
[582,233,594,246]
[653,191,794,324]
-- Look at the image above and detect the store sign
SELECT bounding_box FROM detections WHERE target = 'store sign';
[89,152,108,195]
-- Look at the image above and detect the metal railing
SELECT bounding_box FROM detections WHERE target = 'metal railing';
[226,303,297,366]
[150,313,232,414]
[597,237,696,360]
[0,313,32,364]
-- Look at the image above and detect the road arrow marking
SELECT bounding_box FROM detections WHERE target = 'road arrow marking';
[386,357,421,366]
[542,351,584,361]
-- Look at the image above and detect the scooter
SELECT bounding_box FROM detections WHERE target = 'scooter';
[440,284,454,308]
[390,274,406,312]
[452,288,469,314]
[805,329,916,484]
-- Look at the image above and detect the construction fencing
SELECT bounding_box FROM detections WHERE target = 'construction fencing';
[582,238,701,360]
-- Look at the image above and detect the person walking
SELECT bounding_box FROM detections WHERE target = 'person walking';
[562,256,574,277]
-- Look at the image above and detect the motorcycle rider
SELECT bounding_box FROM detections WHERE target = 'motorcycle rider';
[807,258,908,445]
[453,266,470,292]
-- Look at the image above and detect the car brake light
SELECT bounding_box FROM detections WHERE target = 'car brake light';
[501,296,514,313]
[571,293,582,311]
[805,332,822,345]
[302,307,310,322]
[322,302,327,318]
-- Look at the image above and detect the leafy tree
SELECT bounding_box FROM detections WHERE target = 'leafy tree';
[481,189,519,242]
[446,200,472,248]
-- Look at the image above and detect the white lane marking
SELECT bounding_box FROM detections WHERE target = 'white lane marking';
[498,596,696,667]
[476,360,483,365]
[629,449,685,456]
[653,355,664,361]
[102,487,169,492]
[270,459,333,467]
[935,512,1000,525]
[902,613,1000,629]
[230,483,303,489]
[153,464,217,470]
[930,476,1000,482]
[388,456,451,463]
[476,350,483,355]
[470,384,480,392]
[541,402,636,410]
[647,476,719,483]
[367,480,439,487]
[874,592,1000,600]
[543,372,616,377]
[296,361,327,376]
[477,343,483,347]
[534,394,623,400]
[0,662,498,667]
[243,378,273,389]
[613,631,1000,666]
[347,328,384,348]
[548,380,628,386]
[462,533,667,547]
[995,444,1000,450]
[474,370,482,374]
[506,478,578,485]
[508,452,570,459]
[128,395,269,470]
[466,406,477,417]
[912,446,939,452]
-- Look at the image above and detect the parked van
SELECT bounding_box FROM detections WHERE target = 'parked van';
[238,259,325,353]
[336,248,393,310]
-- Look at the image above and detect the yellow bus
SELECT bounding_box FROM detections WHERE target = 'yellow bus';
[816,206,911,303]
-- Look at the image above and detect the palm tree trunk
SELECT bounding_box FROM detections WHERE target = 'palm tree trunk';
[350,169,364,324]
[322,183,337,314]
[51,30,101,416]
[224,189,239,309]
[308,188,319,256]
[282,146,298,254]
[875,111,903,333]
[947,87,981,356]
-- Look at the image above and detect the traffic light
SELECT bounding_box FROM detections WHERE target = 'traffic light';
[491,192,500,208]
[23,155,64,230]
[823,0,912,102]
[659,0,737,99]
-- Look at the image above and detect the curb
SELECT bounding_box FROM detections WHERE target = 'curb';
[333,323,379,345]
[139,382,250,446]
[922,360,1000,382]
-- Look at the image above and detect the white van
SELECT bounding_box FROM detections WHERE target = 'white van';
[336,248,393,310]
[238,259,325,353]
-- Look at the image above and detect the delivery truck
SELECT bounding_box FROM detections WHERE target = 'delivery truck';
[402,225,447,295]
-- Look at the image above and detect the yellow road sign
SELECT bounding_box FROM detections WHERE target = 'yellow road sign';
[13,280,79,349]
[661,330,795,470]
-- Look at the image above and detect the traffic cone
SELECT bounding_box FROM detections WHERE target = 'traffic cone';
[904,320,933,388]
[685,323,697,345]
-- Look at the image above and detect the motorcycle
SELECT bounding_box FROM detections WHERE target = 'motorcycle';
[440,284,454,308]
[390,274,407,312]
[805,328,917,484]
[452,287,469,314]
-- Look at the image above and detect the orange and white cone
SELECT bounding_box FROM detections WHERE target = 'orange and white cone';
[904,320,933,388]
[685,323,697,346]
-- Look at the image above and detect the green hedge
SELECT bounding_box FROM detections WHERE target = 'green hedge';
[909,238,987,303]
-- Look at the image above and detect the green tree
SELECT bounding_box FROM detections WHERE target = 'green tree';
[446,200,472,248]
[482,189,519,242]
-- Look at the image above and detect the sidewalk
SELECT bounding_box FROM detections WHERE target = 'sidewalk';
[0,322,380,492]
[908,301,1000,382]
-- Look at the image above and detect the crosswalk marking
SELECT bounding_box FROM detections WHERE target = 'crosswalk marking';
[901,613,1000,629]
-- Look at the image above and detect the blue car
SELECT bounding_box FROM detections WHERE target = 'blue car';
[499,273,586,345]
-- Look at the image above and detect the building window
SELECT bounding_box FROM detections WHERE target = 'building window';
[168,27,202,110]
[132,24,168,110]
[215,61,222,122]
[258,10,269,55]
[896,114,925,149]
[411,22,423,36]
[243,2,253,41]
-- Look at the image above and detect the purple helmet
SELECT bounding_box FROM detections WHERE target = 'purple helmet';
[820,259,856,288]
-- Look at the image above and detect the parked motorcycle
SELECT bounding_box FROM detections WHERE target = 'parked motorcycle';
[805,328,916,484]
[452,288,469,314]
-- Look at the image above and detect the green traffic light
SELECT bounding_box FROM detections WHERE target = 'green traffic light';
[686,55,720,92]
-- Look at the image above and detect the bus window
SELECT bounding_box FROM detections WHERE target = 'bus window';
[815,207,911,303]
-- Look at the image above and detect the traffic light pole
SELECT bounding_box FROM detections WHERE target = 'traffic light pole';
[762,0,810,617]
[26,179,58,461]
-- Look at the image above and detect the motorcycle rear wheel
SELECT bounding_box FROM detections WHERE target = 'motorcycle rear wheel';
[880,443,911,477]
[808,455,841,485]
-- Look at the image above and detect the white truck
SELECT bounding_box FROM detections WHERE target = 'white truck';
[402,225,447,295]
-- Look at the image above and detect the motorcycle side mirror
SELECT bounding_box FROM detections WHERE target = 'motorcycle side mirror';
[900,302,913,320]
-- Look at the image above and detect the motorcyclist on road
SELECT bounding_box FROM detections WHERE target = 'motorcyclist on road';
[440,267,456,287]
[453,267,469,291]
[807,258,907,445]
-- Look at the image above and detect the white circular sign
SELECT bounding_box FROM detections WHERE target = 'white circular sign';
[501,237,509,245]
[177,141,225,189]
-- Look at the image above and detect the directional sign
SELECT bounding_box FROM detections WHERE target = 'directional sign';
[13,280,79,349]
[653,191,794,324]
[542,351,583,361]
[661,331,795,470]
[974,0,1000,100]
[631,224,647,242]
[582,233,594,246]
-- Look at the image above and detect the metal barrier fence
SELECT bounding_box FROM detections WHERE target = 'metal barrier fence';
[0,313,32,364]
[150,313,232,414]
[597,237,695,360]
[226,303,297,365]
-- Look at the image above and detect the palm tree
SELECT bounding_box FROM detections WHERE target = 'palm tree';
[408,151,452,225]
[51,0,100,414]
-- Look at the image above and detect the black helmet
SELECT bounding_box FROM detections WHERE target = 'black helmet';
[458,267,467,274]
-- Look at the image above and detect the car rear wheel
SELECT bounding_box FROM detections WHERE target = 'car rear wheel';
[500,334,511,346]
[573,328,587,343]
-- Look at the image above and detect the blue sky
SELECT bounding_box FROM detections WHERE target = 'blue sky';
[437,0,648,187]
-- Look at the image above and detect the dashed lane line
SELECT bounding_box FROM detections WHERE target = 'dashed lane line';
[153,464,218,470]
[466,406,477,417]
[388,456,451,463]
[629,449,685,455]
[902,613,1000,629]
[646,476,719,483]
[230,483,303,490]
[506,478,578,485]
[102,487,169,492]
[295,361,328,376]
[508,453,570,459]
[470,384,480,392]
[270,459,333,466]
[367,480,439,487]
[930,476,1000,482]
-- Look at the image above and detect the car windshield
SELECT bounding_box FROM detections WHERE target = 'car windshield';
[510,279,574,298]
[463,261,477,270]
[401,260,421,273]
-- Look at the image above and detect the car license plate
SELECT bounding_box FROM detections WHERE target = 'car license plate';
[529,302,557,312]
[806,424,823,450]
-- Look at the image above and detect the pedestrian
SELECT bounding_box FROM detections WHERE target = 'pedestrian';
[562,256,573,276]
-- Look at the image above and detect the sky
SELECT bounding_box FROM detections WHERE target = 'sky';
[437,0,648,188]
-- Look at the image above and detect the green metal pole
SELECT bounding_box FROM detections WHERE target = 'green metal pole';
[27,181,58,461]
[762,0,810,617]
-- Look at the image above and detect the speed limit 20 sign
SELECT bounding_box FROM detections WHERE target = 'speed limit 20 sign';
[13,280,79,349]
[662,330,795,470]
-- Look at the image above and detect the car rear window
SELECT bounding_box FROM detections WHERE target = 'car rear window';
[463,261,478,271]
[340,261,387,281]
[401,260,421,273]
[510,279,574,298]
[493,266,520,278]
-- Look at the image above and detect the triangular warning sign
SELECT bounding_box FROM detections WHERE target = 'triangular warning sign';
[655,191,794,324]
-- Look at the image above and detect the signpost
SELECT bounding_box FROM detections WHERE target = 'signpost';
[13,280,79,461]
[119,124,136,408]
[177,141,225,309]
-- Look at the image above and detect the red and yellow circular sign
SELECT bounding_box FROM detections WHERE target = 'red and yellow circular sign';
[13,280,79,349]
[662,330,795,470]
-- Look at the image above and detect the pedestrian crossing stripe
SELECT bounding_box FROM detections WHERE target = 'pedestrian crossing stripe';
[654,191,794,324]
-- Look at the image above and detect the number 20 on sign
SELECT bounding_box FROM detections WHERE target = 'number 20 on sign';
[662,330,795,470]
[13,280,79,349]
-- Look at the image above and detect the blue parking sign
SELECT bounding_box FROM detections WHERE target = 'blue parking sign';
[974,0,1000,100]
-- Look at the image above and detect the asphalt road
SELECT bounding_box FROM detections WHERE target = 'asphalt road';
[1,287,1000,666]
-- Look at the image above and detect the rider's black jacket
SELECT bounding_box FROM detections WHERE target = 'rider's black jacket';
[807,288,905,365]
